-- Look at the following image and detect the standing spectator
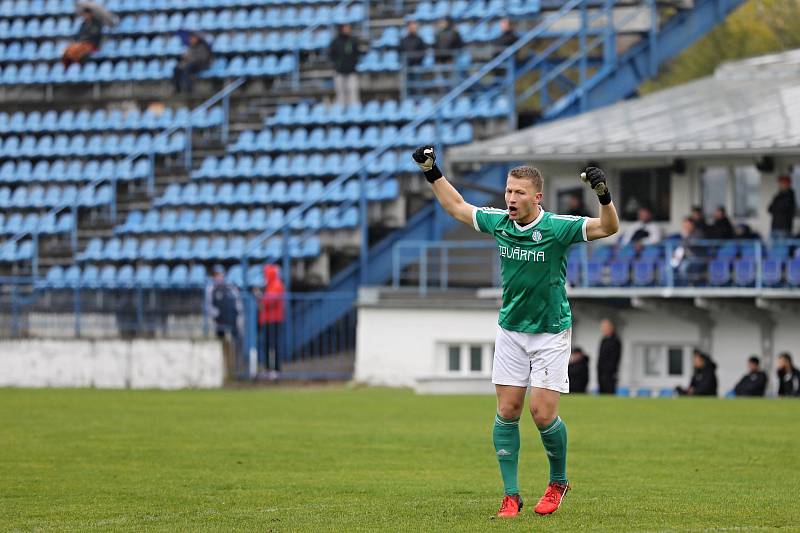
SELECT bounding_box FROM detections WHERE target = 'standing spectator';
[400,20,427,67]
[173,32,212,94]
[777,352,800,397]
[258,264,286,378]
[732,356,768,397]
[328,24,363,107]
[62,8,103,67]
[768,175,796,239]
[597,319,621,394]
[434,17,464,63]
[494,18,519,49]
[689,206,708,238]
[676,350,717,396]
[619,206,663,246]
[706,206,734,239]
[205,266,243,379]
[568,347,589,394]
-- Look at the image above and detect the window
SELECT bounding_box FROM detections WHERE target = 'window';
[636,344,692,378]
[642,346,661,376]
[618,167,671,221]
[470,345,482,372]
[733,166,760,217]
[701,166,728,218]
[667,347,683,376]
[448,345,460,372]
[556,186,587,216]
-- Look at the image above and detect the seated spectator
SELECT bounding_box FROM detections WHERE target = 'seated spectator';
[768,175,796,239]
[494,18,519,49]
[777,352,800,397]
[689,206,708,238]
[434,17,464,63]
[671,218,706,286]
[173,32,212,94]
[566,193,589,217]
[619,206,662,246]
[706,206,734,240]
[62,8,103,67]
[676,350,717,396]
[568,347,589,394]
[734,223,760,240]
[400,21,427,67]
[733,356,767,397]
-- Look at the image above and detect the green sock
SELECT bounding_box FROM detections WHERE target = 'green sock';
[538,416,568,483]
[493,414,521,496]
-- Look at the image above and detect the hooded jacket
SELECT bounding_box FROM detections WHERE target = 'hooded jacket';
[259,264,285,325]
[690,356,718,396]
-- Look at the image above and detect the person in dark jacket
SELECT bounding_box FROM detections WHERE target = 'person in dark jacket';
[173,32,212,94]
[494,18,518,49]
[62,8,103,67]
[768,175,796,239]
[400,20,427,67]
[597,319,621,394]
[434,17,464,63]
[733,356,767,397]
[568,347,589,394]
[777,352,800,397]
[706,206,734,240]
[328,24,363,107]
[205,266,243,378]
[689,206,708,238]
[676,350,717,396]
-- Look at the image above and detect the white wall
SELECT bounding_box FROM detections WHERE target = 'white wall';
[0,339,223,389]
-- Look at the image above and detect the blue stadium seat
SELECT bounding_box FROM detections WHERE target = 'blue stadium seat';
[762,258,783,287]
[152,264,170,287]
[709,260,731,286]
[615,387,630,397]
[586,261,604,286]
[632,260,656,286]
[787,259,800,287]
[733,257,756,286]
[635,388,652,398]
[658,388,675,398]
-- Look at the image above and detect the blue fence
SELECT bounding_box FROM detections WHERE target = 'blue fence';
[392,239,800,293]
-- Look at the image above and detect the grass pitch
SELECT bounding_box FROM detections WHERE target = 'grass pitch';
[1,387,798,532]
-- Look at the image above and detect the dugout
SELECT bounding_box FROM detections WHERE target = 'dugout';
[355,50,800,396]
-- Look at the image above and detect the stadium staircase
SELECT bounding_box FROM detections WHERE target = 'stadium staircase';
[0,0,746,372]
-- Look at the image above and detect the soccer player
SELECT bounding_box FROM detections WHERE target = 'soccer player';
[412,146,619,518]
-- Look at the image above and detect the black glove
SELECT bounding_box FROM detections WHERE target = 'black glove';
[581,166,611,205]
[412,145,443,183]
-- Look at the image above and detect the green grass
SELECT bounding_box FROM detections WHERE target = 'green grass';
[1,387,799,532]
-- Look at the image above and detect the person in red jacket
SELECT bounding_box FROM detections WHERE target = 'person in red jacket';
[258,264,286,377]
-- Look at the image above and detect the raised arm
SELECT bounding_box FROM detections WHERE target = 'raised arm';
[412,146,476,228]
[580,167,620,241]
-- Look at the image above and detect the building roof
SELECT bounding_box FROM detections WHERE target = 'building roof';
[448,49,800,163]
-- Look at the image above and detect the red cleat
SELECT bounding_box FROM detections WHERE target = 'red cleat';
[495,494,523,518]
[534,482,570,515]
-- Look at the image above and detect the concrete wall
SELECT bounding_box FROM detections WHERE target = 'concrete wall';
[356,296,796,395]
[0,339,223,389]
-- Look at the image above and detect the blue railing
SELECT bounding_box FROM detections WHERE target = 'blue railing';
[392,239,800,293]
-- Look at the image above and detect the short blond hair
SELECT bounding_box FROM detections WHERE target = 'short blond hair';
[508,165,543,192]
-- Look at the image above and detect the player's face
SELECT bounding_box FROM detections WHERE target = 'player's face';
[505,176,542,223]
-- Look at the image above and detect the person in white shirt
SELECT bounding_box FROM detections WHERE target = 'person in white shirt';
[619,206,662,246]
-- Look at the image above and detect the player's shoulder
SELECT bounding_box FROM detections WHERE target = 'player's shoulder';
[547,212,585,226]
[476,206,509,217]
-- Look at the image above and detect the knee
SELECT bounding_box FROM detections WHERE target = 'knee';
[530,404,556,429]
[497,399,523,420]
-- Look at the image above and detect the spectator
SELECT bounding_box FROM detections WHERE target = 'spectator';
[706,206,734,240]
[434,17,464,63]
[494,18,518,49]
[670,218,706,285]
[619,206,663,246]
[258,264,286,378]
[205,265,243,378]
[733,356,767,397]
[173,32,212,94]
[328,24,363,107]
[734,223,760,240]
[565,193,589,217]
[777,352,800,397]
[568,347,589,394]
[768,175,796,239]
[689,206,708,238]
[62,8,103,67]
[597,319,621,394]
[400,20,427,67]
[676,350,717,396]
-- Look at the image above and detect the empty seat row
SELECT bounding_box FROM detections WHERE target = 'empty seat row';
[267,95,511,126]
[1,0,343,19]
[193,151,417,179]
[0,158,151,184]
[0,185,111,209]
[42,263,210,288]
[230,122,473,153]
[375,21,507,49]
[202,54,295,78]
[156,178,399,207]
[0,132,185,158]
[0,239,34,261]
[0,212,73,235]
[0,106,219,134]
[356,50,400,73]
[407,0,540,21]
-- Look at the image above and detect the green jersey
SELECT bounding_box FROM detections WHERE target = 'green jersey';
[472,206,588,334]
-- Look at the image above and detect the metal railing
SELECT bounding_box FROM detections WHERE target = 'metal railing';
[392,238,800,294]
